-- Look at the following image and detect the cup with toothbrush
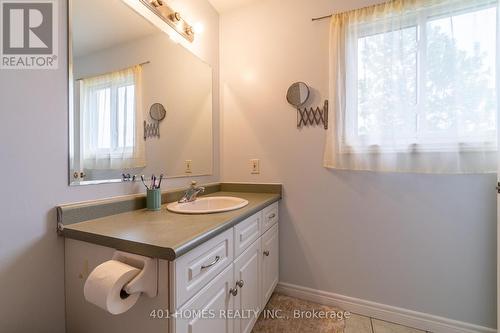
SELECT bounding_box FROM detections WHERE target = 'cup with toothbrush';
[142,174,164,211]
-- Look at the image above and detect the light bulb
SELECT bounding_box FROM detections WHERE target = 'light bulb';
[193,22,204,34]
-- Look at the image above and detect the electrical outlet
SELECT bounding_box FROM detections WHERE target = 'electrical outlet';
[185,160,192,173]
[250,159,260,174]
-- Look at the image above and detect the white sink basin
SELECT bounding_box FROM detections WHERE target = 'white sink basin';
[166,196,249,214]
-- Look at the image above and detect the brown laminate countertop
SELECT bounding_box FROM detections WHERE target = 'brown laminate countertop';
[61,191,280,260]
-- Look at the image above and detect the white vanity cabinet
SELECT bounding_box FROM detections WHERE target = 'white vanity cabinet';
[170,202,279,333]
[62,190,282,333]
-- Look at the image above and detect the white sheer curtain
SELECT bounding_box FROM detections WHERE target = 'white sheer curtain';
[324,0,498,173]
[80,65,146,170]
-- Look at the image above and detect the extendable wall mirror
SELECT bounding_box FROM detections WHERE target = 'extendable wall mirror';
[286,82,310,107]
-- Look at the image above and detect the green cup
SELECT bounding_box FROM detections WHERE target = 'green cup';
[147,189,162,211]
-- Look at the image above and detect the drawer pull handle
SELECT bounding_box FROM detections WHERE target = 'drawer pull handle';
[201,256,220,269]
[268,213,276,219]
[229,287,238,296]
[263,250,270,256]
[236,280,244,288]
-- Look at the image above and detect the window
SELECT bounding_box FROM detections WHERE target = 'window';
[345,2,497,151]
[85,74,135,155]
[79,66,145,170]
[324,0,498,173]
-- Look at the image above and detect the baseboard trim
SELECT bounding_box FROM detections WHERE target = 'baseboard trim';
[276,282,496,333]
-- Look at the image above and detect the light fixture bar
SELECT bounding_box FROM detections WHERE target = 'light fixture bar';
[139,0,195,42]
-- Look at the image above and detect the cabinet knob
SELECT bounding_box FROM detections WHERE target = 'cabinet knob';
[263,250,270,256]
[236,280,244,288]
[229,288,238,296]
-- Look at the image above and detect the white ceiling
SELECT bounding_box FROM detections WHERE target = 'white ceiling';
[72,0,157,58]
[208,0,260,14]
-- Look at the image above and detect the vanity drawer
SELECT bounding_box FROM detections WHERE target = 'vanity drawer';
[171,228,234,309]
[262,202,278,233]
[234,211,262,258]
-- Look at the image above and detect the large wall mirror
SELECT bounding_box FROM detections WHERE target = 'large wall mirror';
[69,0,213,185]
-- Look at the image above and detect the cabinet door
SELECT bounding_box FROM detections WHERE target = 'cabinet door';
[173,265,234,333]
[233,239,261,333]
[261,224,279,308]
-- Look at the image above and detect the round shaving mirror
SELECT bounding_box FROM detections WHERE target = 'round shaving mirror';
[150,103,166,121]
[286,82,310,107]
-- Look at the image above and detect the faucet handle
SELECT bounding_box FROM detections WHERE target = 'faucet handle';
[191,180,197,187]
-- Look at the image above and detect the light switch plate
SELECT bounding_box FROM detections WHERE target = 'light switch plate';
[250,159,260,174]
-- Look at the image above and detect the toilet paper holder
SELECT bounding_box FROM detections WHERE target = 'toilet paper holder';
[112,251,158,298]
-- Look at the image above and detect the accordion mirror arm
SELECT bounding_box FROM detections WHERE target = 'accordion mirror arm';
[287,82,328,130]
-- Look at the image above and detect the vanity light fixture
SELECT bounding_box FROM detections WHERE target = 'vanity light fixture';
[140,0,195,42]
[150,0,163,7]
[170,11,181,22]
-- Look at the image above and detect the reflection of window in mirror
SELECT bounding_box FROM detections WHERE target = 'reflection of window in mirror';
[78,65,146,171]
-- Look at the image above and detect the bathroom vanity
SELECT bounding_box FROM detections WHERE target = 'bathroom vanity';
[58,183,281,333]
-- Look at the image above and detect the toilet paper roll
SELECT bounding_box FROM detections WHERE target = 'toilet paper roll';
[84,260,141,315]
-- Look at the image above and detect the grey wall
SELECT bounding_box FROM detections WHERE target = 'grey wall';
[0,0,219,332]
[220,0,497,328]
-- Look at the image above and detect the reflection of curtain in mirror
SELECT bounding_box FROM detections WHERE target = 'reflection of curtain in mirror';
[80,65,145,170]
[324,0,498,173]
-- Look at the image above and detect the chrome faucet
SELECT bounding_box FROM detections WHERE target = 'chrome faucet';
[178,181,205,203]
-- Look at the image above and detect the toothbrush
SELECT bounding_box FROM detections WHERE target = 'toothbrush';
[157,174,164,189]
[140,175,149,190]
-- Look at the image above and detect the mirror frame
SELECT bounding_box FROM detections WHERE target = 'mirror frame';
[67,0,215,186]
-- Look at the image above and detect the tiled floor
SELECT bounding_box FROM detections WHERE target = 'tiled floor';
[253,293,432,333]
